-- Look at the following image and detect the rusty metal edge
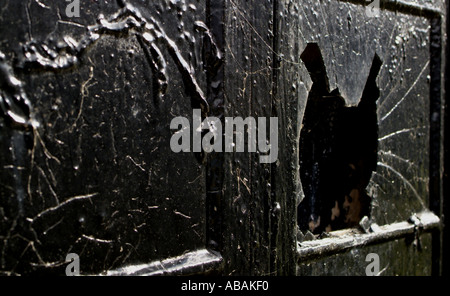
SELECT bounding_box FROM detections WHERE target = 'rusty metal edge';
[297,211,441,262]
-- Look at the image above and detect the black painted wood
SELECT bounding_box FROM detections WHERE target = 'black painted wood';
[0,0,446,276]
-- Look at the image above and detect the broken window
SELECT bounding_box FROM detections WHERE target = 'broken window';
[298,43,382,235]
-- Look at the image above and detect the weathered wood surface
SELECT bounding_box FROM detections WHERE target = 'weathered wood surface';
[0,0,446,275]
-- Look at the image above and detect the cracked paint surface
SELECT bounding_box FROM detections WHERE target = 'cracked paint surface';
[1,0,211,275]
[0,0,443,276]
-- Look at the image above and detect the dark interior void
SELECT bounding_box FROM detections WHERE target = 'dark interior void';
[298,43,382,234]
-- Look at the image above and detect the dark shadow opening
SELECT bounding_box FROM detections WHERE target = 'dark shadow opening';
[298,43,382,235]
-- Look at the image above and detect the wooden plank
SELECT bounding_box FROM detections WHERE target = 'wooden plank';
[271,0,313,275]
[221,0,274,275]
